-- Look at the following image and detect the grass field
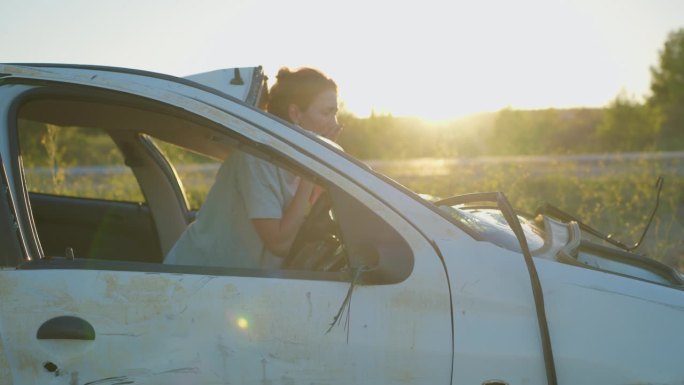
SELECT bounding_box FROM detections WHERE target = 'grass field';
[26,153,684,273]
[370,155,684,272]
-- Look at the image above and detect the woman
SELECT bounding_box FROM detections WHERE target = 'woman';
[165,67,341,269]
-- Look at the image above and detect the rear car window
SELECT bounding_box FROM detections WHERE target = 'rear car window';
[18,120,144,202]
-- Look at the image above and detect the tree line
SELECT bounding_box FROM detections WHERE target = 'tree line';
[338,28,684,160]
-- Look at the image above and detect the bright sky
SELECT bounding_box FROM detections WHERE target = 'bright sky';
[2,0,682,120]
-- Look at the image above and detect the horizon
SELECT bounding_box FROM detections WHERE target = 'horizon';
[2,0,683,120]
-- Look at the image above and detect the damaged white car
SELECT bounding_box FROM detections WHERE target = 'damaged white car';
[0,64,682,385]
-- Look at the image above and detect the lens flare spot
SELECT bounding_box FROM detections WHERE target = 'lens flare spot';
[237,317,249,330]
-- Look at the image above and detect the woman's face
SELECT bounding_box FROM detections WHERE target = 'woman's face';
[296,89,340,139]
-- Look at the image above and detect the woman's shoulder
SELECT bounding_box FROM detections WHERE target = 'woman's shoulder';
[231,150,287,183]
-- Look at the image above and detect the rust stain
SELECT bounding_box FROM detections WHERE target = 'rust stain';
[393,370,417,383]
[97,272,191,323]
[222,283,238,299]
[69,371,79,385]
[0,333,13,384]
[154,367,199,375]
[389,288,448,312]
[14,349,40,377]
[260,357,271,385]
[0,274,17,298]
[45,287,79,313]
[83,375,131,384]
[103,274,119,299]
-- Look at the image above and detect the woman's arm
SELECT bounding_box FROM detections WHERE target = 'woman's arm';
[252,179,317,257]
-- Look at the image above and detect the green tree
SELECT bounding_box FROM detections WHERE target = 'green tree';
[545,109,602,154]
[490,108,540,155]
[490,108,600,155]
[597,93,662,152]
[649,28,684,149]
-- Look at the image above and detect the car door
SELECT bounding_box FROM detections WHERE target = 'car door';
[0,69,453,384]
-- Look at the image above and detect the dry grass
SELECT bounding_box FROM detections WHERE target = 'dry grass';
[374,156,684,271]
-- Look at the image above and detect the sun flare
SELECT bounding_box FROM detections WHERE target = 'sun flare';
[236,317,249,330]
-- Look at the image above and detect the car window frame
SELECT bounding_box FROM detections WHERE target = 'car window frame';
[6,80,418,284]
[142,135,222,212]
[7,86,48,259]
[0,151,23,266]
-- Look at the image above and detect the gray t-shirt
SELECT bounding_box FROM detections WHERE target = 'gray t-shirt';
[164,150,299,268]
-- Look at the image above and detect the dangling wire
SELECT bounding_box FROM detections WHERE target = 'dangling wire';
[326,265,365,343]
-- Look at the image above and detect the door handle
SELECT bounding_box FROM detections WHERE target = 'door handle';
[482,381,508,385]
[36,316,95,340]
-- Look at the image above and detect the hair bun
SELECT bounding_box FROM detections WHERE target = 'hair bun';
[276,67,294,82]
